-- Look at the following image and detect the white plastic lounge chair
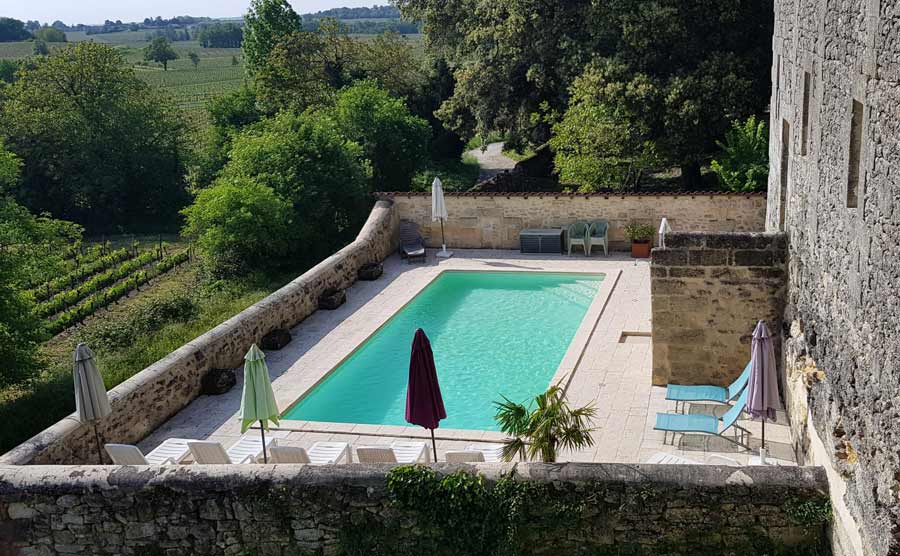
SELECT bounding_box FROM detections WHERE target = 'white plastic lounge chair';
[465,443,506,462]
[105,438,193,465]
[356,441,429,464]
[269,442,352,464]
[567,221,590,256]
[645,452,741,466]
[588,220,609,256]
[188,435,277,464]
[445,450,485,463]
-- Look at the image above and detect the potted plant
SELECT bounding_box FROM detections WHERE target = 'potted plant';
[493,384,596,462]
[624,221,654,258]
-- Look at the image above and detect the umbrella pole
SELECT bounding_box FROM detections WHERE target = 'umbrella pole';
[440,219,446,252]
[260,420,268,463]
[430,429,437,463]
[92,423,103,464]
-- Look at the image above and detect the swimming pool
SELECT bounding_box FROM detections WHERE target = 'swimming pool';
[282,271,604,430]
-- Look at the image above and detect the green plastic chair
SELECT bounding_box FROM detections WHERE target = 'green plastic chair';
[588,220,609,256]
[567,221,590,256]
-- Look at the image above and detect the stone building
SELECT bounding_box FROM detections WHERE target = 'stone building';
[767,0,900,553]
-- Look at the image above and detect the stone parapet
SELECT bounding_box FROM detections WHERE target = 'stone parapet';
[380,192,766,251]
[0,462,829,555]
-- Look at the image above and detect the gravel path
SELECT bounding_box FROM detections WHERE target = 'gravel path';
[465,142,517,182]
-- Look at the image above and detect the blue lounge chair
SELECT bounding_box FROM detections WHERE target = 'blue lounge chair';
[665,362,751,413]
[654,388,751,450]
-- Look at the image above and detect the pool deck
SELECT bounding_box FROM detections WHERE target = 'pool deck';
[141,250,794,466]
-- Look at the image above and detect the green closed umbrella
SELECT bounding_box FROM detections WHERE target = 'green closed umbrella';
[239,344,280,463]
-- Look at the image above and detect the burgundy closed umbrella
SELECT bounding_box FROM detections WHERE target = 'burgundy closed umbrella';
[405,328,447,462]
[747,320,780,462]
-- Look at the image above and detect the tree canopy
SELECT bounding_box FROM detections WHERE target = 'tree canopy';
[327,81,430,191]
[197,22,243,48]
[0,43,189,232]
[242,0,301,75]
[0,18,30,42]
[32,27,67,42]
[399,0,773,186]
[144,37,178,70]
[0,141,80,386]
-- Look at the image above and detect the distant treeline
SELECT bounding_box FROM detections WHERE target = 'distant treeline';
[301,18,421,35]
[301,5,400,20]
[196,22,243,48]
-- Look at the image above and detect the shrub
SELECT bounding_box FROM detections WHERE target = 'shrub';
[624,222,654,242]
[328,81,430,191]
[711,115,769,192]
[80,293,198,351]
[181,177,293,278]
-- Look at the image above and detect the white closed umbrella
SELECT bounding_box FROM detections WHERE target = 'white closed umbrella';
[431,177,452,258]
[74,343,112,463]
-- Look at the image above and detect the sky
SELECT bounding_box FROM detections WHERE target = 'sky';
[3,1,379,25]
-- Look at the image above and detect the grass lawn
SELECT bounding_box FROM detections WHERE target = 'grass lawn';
[413,153,481,192]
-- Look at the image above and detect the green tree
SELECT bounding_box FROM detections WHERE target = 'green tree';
[0,43,189,232]
[711,116,769,192]
[144,36,178,70]
[396,0,601,146]
[188,51,200,69]
[494,384,596,462]
[0,141,80,386]
[550,60,658,190]
[32,27,66,42]
[188,85,265,190]
[0,59,19,83]
[32,39,49,56]
[242,0,300,75]
[328,81,430,190]
[181,177,292,277]
[0,18,30,42]
[255,18,358,112]
[357,31,425,99]
[220,110,370,259]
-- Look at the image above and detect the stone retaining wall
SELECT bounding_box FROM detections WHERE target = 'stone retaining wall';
[650,232,787,386]
[0,463,830,556]
[381,192,766,251]
[0,201,399,466]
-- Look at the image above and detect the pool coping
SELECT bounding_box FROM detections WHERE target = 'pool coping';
[265,267,622,444]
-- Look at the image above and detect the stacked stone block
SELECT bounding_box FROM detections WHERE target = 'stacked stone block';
[650,232,787,387]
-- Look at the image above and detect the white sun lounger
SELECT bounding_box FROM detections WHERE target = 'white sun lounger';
[645,452,740,466]
[445,450,485,463]
[188,435,276,464]
[269,442,352,464]
[465,443,506,462]
[105,438,193,465]
[356,441,429,464]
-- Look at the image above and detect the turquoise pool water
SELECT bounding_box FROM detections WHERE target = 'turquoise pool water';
[283,271,604,430]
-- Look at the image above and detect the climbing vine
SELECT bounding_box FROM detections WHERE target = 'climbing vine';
[784,496,833,526]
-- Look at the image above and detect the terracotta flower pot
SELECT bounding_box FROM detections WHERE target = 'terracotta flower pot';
[631,240,651,258]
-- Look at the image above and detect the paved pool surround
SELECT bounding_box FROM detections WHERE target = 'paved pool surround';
[0,200,400,466]
[0,462,830,556]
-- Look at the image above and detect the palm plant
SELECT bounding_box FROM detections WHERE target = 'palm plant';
[493,384,597,463]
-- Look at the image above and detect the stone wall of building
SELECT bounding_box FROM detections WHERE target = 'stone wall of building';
[382,192,766,251]
[767,0,900,554]
[0,201,400,467]
[0,463,830,556]
[650,232,787,387]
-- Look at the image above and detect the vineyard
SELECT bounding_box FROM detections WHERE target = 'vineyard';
[28,242,191,336]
